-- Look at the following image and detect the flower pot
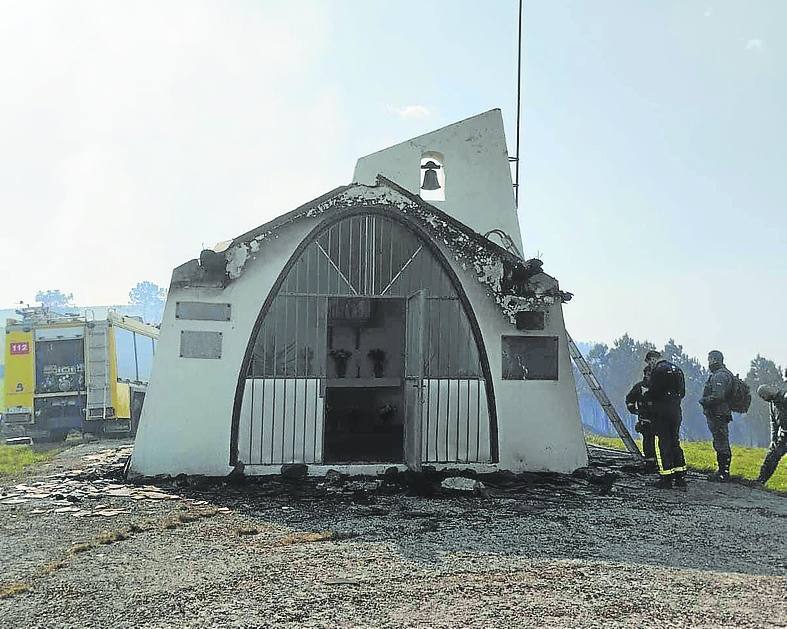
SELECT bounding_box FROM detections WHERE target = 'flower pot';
[334,358,348,378]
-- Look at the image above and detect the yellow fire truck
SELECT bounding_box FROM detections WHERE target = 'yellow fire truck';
[3,308,159,441]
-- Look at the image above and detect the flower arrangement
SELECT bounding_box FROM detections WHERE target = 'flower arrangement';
[329,348,352,377]
[377,403,397,424]
[367,348,387,377]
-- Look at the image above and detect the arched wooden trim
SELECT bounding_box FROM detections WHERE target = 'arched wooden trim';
[229,206,499,466]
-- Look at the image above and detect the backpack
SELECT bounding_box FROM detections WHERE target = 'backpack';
[727,373,752,414]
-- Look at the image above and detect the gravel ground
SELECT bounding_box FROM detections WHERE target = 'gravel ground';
[0,440,785,629]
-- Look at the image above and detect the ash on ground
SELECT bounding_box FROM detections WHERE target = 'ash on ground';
[0,440,785,629]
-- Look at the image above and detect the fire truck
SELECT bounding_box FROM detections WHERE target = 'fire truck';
[2,308,159,441]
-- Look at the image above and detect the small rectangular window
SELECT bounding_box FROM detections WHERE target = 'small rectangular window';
[515,311,545,331]
[502,336,559,381]
[135,333,154,380]
[115,327,138,381]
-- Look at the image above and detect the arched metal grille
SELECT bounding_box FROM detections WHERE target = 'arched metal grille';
[237,213,492,467]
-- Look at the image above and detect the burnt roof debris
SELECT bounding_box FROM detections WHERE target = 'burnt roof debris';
[170,177,572,325]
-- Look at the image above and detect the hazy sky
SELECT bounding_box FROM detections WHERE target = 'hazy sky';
[0,1,784,371]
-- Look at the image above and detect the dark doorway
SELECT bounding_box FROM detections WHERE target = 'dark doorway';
[323,297,404,463]
[323,386,403,463]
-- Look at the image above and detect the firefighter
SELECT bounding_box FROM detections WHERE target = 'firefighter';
[755,384,787,486]
[625,365,658,472]
[699,350,734,482]
[643,350,687,489]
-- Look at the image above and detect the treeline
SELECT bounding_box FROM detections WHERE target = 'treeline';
[576,335,784,447]
[34,281,167,325]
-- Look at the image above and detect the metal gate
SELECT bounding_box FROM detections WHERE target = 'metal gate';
[237,212,493,466]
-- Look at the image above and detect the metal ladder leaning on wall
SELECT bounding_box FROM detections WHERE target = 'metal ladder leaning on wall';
[566,332,644,461]
[85,322,111,421]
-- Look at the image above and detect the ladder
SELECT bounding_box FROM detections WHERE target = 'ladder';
[85,322,111,420]
[566,332,644,460]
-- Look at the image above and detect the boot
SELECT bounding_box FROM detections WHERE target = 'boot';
[673,473,688,489]
[708,469,729,483]
[643,459,659,474]
[709,453,731,483]
[652,476,673,489]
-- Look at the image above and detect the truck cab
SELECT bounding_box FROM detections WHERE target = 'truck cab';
[2,308,158,442]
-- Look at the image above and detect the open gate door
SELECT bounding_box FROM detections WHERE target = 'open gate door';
[404,290,426,471]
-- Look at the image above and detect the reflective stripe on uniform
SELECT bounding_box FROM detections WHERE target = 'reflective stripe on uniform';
[659,465,687,476]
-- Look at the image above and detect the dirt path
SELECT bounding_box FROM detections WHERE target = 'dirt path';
[0,442,785,629]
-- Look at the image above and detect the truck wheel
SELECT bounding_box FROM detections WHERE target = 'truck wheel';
[49,431,68,443]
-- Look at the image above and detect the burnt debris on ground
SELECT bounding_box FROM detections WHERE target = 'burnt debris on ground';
[0,443,656,520]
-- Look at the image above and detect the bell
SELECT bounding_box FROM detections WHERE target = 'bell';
[420,160,442,191]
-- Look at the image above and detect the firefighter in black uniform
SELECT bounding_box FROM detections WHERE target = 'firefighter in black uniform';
[756,384,787,485]
[625,366,658,472]
[643,350,687,488]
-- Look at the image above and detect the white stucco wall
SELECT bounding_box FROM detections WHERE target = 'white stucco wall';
[454,272,588,474]
[130,202,587,477]
[353,110,524,255]
[130,219,319,477]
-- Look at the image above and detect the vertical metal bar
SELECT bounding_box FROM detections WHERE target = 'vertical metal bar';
[305,259,311,375]
[476,378,481,462]
[361,216,369,295]
[335,222,342,294]
[372,215,377,294]
[282,379,288,462]
[357,216,362,294]
[292,296,299,462]
[271,301,278,464]
[303,260,311,461]
[260,321,267,463]
[347,218,352,294]
[311,377,316,464]
[455,302,461,460]
[445,301,452,460]
[327,225,334,294]
[465,378,471,462]
[342,218,348,293]
[429,252,437,297]
[302,371,308,462]
[360,215,365,294]
[456,376,462,461]
[315,296,326,462]
[424,296,431,462]
[248,359,254,464]
[291,297,300,463]
[388,219,394,292]
[132,332,139,381]
[435,301,442,461]
[371,215,377,294]
[282,301,289,461]
[367,215,372,295]
[464,312,473,461]
[316,240,323,296]
[260,376,266,464]
[291,378,297,463]
[415,237,424,297]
